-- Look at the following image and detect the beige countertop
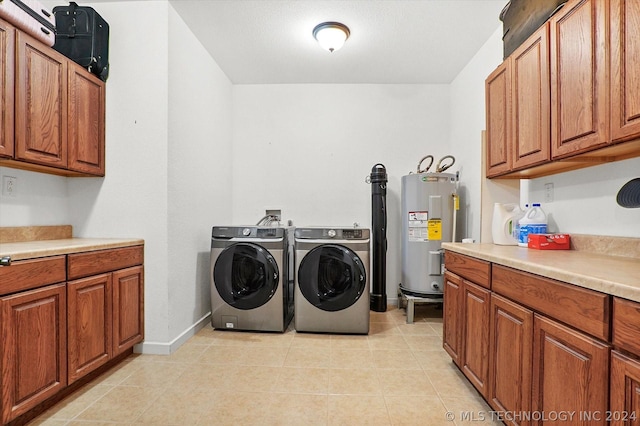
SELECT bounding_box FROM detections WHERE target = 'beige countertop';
[0,238,145,261]
[442,242,640,303]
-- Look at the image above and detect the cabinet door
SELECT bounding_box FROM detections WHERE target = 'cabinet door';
[550,0,609,159]
[511,23,551,171]
[532,315,609,425]
[67,62,105,176]
[462,280,490,398]
[443,271,463,366]
[113,266,144,356]
[68,274,112,384]
[610,351,640,426]
[611,0,640,142]
[488,294,533,426]
[0,19,14,158]
[0,284,67,424]
[14,31,68,168]
[486,61,512,177]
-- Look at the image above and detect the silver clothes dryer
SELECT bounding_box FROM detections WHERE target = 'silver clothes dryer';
[210,226,294,332]
[294,227,370,334]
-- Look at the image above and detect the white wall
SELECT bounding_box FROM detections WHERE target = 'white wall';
[449,26,503,242]
[231,84,451,303]
[528,157,640,237]
[167,5,233,341]
[0,167,68,225]
[2,0,234,351]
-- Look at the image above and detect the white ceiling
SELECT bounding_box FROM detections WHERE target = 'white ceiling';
[168,0,507,84]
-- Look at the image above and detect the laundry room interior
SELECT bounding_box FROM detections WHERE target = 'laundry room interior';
[1,0,639,424]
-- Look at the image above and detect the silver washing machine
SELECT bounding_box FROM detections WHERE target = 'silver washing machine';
[210,226,294,332]
[294,227,370,334]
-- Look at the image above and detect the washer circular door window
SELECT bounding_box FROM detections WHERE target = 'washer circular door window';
[298,244,366,312]
[214,243,279,310]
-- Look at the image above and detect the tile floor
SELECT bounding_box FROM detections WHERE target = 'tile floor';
[32,305,500,426]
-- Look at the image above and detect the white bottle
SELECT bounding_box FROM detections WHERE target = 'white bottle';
[513,203,528,244]
[518,203,547,247]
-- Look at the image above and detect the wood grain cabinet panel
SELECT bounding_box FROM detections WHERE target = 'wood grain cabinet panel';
[485,61,512,177]
[68,245,144,280]
[14,31,68,168]
[532,314,609,425]
[67,61,105,176]
[488,294,533,426]
[0,19,14,158]
[511,23,551,171]
[444,251,491,288]
[67,274,112,384]
[113,266,144,356]
[461,280,490,398]
[613,297,640,355]
[610,351,640,426]
[492,264,610,341]
[0,255,66,295]
[443,271,463,366]
[0,284,67,424]
[610,0,640,142]
[550,0,609,158]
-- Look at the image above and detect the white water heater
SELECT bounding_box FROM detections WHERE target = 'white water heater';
[400,172,458,297]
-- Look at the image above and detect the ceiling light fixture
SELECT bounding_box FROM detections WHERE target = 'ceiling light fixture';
[313,21,350,53]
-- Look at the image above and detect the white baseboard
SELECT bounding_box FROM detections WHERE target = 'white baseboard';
[134,312,211,355]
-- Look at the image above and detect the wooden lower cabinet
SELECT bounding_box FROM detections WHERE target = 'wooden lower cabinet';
[68,264,144,383]
[488,294,533,426]
[443,271,463,366]
[610,350,640,426]
[443,269,491,392]
[113,266,144,356]
[461,280,490,398]
[67,274,113,385]
[0,284,67,424]
[532,315,609,425]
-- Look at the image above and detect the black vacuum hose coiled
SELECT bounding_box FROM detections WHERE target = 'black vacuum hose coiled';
[369,163,387,312]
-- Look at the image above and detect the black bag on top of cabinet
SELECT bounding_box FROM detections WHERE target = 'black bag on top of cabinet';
[52,2,109,81]
[499,0,567,59]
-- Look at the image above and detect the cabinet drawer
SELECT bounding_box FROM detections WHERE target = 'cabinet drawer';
[68,245,143,279]
[492,264,610,341]
[613,297,640,355]
[444,251,491,288]
[0,256,66,295]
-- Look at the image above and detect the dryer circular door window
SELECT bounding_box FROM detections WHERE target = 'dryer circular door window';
[298,244,366,312]
[214,243,279,310]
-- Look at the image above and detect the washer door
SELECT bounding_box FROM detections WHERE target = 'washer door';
[214,243,279,310]
[298,244,366,312]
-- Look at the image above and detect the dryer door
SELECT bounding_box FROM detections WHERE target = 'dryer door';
[213,243,279,310]
[298,244,366,312]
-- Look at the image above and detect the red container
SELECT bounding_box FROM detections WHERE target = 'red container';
[528,233,571,250]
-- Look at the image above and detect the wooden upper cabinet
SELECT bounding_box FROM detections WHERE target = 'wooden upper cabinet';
[67,61,105,176]
[550,0,609,159]
[486,61,512,177]
[0,284,67,424]
[511,23,551,171]
[0,20,14,158]
[610,0,640,142]
[15,31,68,168]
